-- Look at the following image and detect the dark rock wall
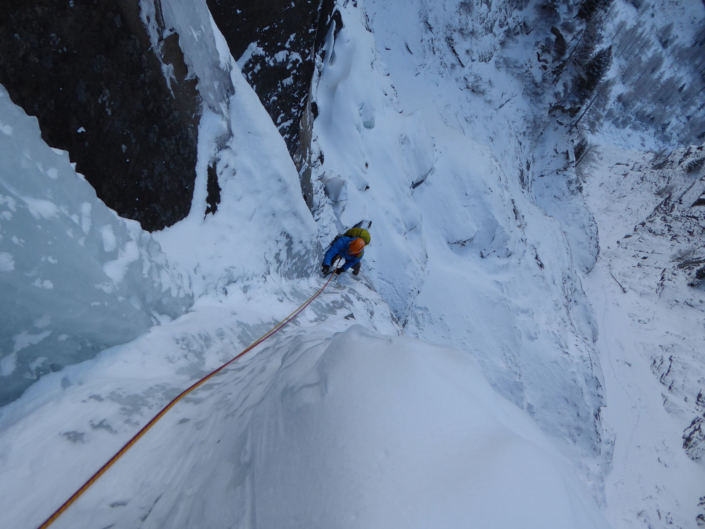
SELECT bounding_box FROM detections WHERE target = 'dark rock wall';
[207,0,340,193]
[207,0,319,157]
[0,0,201,231]
[298,0,342,209]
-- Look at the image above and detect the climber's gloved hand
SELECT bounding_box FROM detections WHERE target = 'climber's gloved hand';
[335,267,344,275]
[322,264,330,275]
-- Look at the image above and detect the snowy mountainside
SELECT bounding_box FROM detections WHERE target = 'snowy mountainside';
[1,0,703,528]
[310,1,705,527]
[0,21,612,526]
[312,0,607,491]
[582,143,705,528]
[598,0,705,146]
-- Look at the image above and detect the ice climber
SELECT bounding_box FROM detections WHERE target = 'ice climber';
[322,236,366,276]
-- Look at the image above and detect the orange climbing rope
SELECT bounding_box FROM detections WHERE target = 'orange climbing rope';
[38,273,337,529]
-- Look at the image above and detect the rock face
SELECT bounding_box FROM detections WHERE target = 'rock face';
[207,0,318,155]
[0,0,201,231]
[0,0,340,227]
[207,0,341,208]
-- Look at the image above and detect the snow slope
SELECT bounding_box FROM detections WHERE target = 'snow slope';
[0,290,610,528]
[311,0,607,491]
[582,144,705,529]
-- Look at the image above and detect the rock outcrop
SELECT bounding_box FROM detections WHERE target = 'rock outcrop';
[207,0,342,208]
[0,0,200,231]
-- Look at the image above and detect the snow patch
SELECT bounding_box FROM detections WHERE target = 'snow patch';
[0,252,14,272]
[13,330,51,354]
[236,41,264,70]
[32,279,54,290]
[99,225,117,253]
[80,202,92,234]
[103,241,140,284]
[0,353,17,377]
[23,197,59,220]
[33,315,51,329]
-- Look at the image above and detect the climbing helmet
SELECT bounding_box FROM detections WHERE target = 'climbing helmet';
[349,238,365,256]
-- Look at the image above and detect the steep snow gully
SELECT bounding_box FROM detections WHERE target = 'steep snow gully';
[1,1,704,529]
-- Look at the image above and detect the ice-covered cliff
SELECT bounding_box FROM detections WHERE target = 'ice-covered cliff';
[0,86,192,407]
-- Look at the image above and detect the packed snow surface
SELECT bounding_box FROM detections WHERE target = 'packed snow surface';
[0,284,608,528]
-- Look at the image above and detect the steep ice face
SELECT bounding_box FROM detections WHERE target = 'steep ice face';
[0,0,318,406]
[0,86,192,407]
[311,1,606,490]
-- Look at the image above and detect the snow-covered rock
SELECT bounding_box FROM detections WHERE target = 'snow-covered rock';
[140,0,234,115]
[0,1,203,231]
[153,56,320,297]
